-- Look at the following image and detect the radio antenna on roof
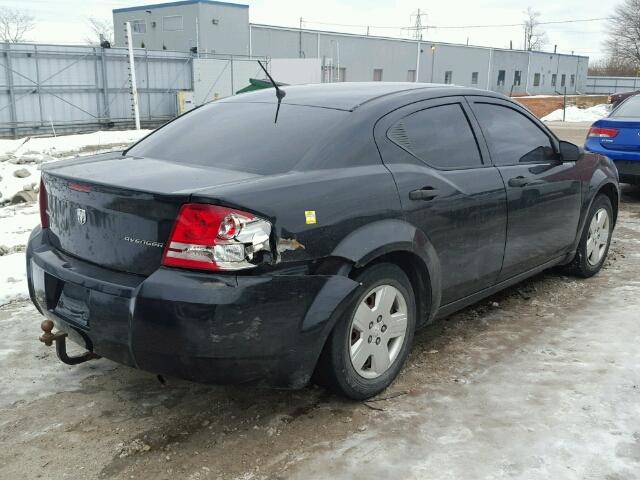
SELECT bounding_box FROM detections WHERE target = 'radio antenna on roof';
[257,60,286,123]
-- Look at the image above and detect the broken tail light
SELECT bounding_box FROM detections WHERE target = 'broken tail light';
[162,203,271,272]
[39,178,49,229]
[588,127,619,139]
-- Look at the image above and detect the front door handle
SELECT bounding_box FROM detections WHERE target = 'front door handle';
[409,187,440,201]
[508,176,544,188]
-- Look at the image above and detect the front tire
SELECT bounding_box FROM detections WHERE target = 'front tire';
[566,194,613,277]
[315,263,416,400]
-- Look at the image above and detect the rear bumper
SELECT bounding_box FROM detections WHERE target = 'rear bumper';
[27,227,359,388]
[613,160,640,184]
[584,141,640,183]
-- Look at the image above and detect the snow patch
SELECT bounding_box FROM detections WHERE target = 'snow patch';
[0,253,28,306]
[542,104,610,122]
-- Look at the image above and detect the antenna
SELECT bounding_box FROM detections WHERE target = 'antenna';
[257,60,286,123]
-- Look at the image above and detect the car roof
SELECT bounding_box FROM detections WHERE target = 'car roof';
[220,82,492,111]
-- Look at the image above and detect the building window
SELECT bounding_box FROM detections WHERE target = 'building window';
[533,73,541,87]
[551,74,557,87]
[338,67,346,82]
[561,74,566,87]
[513,70,522,86]
[373,69,383,81]
[570,74,575,87]
[471,72,479,85]
[444,70,453,84]
[163,15,183,31]
[497,70,506,86]
[131,20,146,34]
[407,69,416,82]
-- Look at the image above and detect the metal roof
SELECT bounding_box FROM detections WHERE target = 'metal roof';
[113,0,248,13]
[222,82,465,111]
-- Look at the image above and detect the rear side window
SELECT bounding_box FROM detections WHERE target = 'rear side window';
[387,104,482,169]
[127,102,348,174]
[473,103,555,166]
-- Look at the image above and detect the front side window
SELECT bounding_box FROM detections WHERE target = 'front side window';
[131,20,146,34]
[497,70,506,86]
[163,15,183,31]
[387,103,482,169]
[473,103,555,166]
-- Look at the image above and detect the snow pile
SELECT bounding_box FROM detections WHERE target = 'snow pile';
[542,104,610,122]
[0,129,150,161]
[0,129,150,306]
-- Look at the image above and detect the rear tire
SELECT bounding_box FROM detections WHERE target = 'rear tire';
[315,263,416,400]
[565,194,613,278]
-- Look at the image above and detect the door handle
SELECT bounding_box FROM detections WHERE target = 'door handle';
[507,176,544,188]
[409,187,440,201]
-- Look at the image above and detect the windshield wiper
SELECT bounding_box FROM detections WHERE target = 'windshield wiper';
[257,60,286,123]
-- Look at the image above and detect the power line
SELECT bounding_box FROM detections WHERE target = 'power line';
[302,16,613,32]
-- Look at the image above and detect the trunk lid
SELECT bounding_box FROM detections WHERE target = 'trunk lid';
[596,118,640,152]
[43,152,260,276]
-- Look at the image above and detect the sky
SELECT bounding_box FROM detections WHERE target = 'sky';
[6,0,613,60]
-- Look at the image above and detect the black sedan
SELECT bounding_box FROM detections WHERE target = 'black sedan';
[27,83,619,400]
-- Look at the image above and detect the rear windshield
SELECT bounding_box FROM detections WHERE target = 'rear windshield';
[611,95,640,118]
[127,102,348,174]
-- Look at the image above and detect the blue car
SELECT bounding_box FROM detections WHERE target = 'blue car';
[585,95,640,185]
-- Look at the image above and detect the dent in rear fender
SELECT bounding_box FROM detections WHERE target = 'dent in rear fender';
[132,268,356,359]
[331,219,442,316]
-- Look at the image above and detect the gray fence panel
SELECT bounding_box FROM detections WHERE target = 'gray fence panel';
[0,42,193,138]
[585,76,640,95]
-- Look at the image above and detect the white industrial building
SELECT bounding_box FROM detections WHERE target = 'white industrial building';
[113,0,589,95]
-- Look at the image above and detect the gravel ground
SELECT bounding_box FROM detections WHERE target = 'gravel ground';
[0,124,638,480]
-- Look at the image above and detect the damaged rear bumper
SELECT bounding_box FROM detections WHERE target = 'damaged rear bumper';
[26,227,359,388]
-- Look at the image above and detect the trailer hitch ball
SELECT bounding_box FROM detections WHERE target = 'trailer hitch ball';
[39,320,57,346]
[38,319,100,365]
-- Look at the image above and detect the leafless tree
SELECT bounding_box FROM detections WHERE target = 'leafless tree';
[605,0,640,69]
[0,7,35,43]
[589,56,638,76]
[523,7,548,51]
[85,17,113,46]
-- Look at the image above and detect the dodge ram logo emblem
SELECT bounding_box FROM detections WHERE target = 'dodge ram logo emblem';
[76,208,87,225]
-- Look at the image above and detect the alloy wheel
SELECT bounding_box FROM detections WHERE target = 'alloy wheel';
[586,207,610,266]
[348,284,408,379]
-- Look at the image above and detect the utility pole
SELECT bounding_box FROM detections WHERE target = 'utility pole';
[299,17,303,58]
[125,22,140,130]
[404,10,428,83]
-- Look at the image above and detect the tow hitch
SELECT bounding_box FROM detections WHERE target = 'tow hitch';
[38,320,100,365]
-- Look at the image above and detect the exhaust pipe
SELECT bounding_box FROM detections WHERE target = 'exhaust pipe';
[39,320,100,365]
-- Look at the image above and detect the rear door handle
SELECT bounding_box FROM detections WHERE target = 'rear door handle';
[508,176,544,188]
[409,187,440,201]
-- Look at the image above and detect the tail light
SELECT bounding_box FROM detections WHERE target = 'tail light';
[588,127,619,139]
[162,203,271,272]
[39,178,49,229]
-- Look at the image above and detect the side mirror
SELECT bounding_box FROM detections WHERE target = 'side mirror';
[559,140,581,162]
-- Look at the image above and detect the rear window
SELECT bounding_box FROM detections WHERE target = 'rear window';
[611,95,640,118]
[127,102,348,174]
